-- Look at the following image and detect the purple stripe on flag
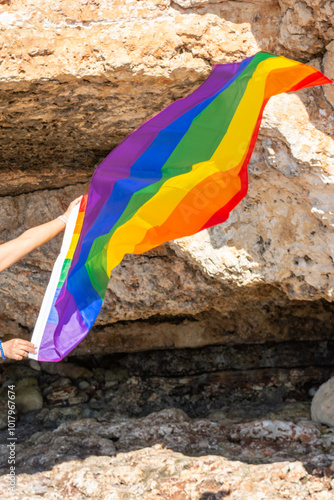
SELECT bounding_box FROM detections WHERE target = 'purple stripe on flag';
[39,296,89,360]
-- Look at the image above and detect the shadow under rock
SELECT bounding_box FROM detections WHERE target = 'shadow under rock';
[0,343,333,477]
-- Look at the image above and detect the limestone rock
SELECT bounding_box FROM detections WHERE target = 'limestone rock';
[15,377,43,413]
[50,377,72,389]
[46,385,78,405]
[0,364,40,383]
[68,391,89,406]
[0,417,333,499]
[0,403,331,475]
[230,419,320,443]
[28,359,41,372]
[78,380,90,391]
[278,0,334,59]
[311,377,334,427]
[324,40,334,108]
[0,354,333,497]
[40,361,93,380]
[0,0,333,357]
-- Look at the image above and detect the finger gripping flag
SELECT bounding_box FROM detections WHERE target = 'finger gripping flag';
[29,51,332,361]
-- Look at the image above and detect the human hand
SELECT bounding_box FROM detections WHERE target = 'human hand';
[1,339,37,361]
[63,195,83,221]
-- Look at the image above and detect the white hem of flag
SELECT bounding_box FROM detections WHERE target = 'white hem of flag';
[28,204,80,361]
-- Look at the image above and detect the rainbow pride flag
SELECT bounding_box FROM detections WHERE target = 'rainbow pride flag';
[29,51,332,361]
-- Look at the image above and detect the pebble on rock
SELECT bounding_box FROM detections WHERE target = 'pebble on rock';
[15,377,43,414]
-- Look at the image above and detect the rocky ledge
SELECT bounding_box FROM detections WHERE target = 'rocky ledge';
[0,0,334,354]
[0,1,334,497]
[0,345,333,498]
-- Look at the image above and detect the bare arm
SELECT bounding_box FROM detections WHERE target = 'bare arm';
[0,196,82,273]
[0,218,67,273]
[0,195,82,361]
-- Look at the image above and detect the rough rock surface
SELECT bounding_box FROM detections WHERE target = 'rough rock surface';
[0,3,334,497]
[0,444,334,500]
[0,0,333,354]
[311,377,334,427]
[0,355,334,498]
[1,445,334,500]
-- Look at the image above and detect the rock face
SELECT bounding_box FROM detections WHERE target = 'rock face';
[1,3,334,497]
[0,1,333,355]
[278,0,334,59]
[2,444,334,500]
[1,354,334,497]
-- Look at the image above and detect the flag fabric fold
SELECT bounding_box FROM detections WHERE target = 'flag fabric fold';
[29,51,332,361]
